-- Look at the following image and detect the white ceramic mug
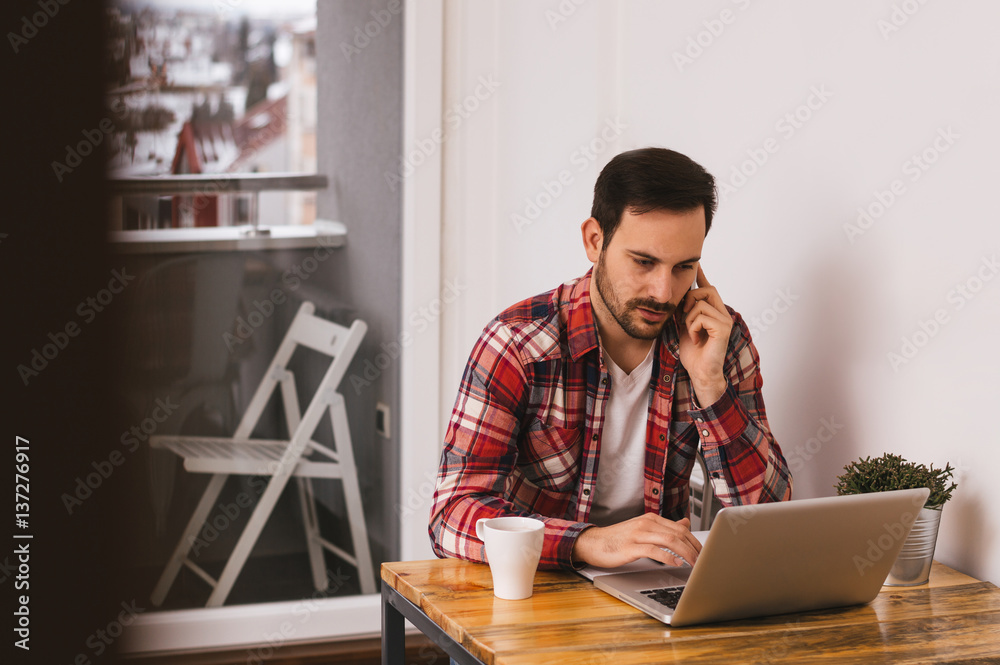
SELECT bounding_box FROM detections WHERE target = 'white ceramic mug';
[475,516,545,600]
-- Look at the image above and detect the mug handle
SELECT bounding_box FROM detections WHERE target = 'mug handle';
[476,518,489,542]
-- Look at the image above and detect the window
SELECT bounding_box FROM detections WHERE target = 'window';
[106,0,318,230]
[108,0,408,653]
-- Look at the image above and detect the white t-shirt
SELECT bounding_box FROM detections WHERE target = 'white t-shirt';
[589,344,655,526]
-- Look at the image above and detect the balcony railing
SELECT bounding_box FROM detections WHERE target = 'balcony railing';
[108,172,342,254]
[109,172,327,196]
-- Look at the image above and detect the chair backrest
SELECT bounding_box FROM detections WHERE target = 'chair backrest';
[690,450,717,531]
[232,302,367,440]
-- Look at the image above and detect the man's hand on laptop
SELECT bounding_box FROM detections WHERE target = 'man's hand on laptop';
[572,513,702,568]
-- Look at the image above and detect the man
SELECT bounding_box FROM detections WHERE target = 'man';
[429,147,792,571]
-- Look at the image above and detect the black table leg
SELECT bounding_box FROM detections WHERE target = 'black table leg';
[382,583,406,665]
[382,582,485,665]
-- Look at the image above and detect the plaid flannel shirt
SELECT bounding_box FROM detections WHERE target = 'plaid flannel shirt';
[429,269,792,570]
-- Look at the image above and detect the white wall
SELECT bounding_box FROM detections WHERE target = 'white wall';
[433,0,1000,583]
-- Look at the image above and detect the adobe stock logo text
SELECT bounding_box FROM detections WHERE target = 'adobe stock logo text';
[7,0,72,54]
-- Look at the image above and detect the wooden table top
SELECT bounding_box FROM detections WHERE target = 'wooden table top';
[381,559,1000,664]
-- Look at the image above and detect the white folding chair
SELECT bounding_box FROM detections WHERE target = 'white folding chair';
[149,301,374,607]
[689,450,720,531]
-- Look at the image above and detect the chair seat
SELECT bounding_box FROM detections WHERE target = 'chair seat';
[151,435,345,479]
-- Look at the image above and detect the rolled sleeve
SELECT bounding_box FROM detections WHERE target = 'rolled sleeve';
[688,385,749,447]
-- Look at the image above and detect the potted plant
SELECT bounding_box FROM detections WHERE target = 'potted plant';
[835,453,957,586]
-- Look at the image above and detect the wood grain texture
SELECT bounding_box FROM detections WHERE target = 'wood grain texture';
[382,560,1000,665]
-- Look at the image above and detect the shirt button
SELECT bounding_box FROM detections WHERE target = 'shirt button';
[696,417,704,423]
[601,378,607,385]
[663,373,671,382]
[592,434,598,441]
[583,488,591,496]
[659,434,665,441]
[652,488,659,496]
[701,429,710,438]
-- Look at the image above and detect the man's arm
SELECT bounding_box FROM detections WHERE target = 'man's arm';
[428,320,591,570]
[689,312,792,505]
[678,267,791,505]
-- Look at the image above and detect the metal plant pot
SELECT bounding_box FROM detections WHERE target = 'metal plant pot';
[884,505,942,586]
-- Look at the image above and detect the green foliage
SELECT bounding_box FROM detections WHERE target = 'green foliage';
[834,453,957,508]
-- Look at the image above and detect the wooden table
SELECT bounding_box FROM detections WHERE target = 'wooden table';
[381,559,1000,664]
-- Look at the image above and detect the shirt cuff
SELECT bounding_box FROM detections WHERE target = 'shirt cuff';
[687,384,748,447]
[556,522,594,571]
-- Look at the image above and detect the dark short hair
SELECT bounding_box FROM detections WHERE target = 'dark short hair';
[591,147,717,248]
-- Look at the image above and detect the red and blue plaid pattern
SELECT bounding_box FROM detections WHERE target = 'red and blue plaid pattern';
[430,270,792,570]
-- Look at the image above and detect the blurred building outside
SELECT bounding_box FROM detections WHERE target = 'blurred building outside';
[106,3,317,230]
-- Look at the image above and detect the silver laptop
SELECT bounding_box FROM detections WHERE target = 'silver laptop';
[584,489,929,626]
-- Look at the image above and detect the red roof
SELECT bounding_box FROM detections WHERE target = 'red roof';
[170,95,287,175]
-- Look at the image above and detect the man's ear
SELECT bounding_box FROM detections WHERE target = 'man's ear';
[581,217,603,263]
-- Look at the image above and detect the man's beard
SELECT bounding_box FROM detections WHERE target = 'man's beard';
[594,256,675,341]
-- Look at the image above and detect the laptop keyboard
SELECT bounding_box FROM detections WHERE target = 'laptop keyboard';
[640,586,685,610]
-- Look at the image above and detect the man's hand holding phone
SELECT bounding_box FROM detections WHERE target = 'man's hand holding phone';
[678,266,732,407]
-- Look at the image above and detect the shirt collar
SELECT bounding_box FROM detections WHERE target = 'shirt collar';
[565,269,600,361]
